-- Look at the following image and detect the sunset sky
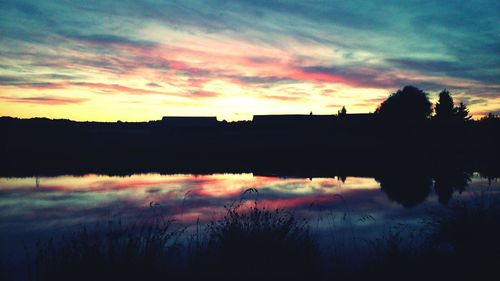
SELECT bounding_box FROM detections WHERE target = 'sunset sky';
[1,0,499,121]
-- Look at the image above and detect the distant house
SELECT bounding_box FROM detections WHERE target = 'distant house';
[339,113,375,124]
[336,113,376,131]
[252,113,375,128]
[252,114,335,127]
[161,116,218,127]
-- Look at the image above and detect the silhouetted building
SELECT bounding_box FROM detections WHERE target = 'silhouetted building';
[252,114,335,127]
[162,116,218,127]
[339,113,375,125]
[251,113,376,129]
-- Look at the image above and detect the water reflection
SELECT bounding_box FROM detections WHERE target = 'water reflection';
[0,174,380,226]
[0,173,490,229]
[434,172,470,205]
[376,174,433,208]
[0,172,496,270]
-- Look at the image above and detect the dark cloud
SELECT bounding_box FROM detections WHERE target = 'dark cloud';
[1,0,57,27]
[299,66,398,89]
[0,96,87,105]
[264,94,303,101]
[191,90,218,98]
[59,31,158,48]
[146,82,162,88]
[0,76,26,84]
[300,65,465,91]
[41,74,81,80]
[71,82,165,95]
[387,58,461,73]
[456,96,488,106]
[0,76,65,89]
[234,76,292,85]
[0,74,80,86]
[387,58,500,85]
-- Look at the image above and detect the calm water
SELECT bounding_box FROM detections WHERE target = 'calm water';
[0,173,497,266]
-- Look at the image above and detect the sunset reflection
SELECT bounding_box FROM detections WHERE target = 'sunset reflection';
[0,173,490,233]
[0,174,380,225]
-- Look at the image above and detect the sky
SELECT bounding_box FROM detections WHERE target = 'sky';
[1,0,499,121]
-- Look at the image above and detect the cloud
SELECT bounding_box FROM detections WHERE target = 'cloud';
[230,76,292,85]
[387,58,461,73]
[0,96,87,105]
[264,94,303,101]
[71,82,164,95]
[387,58,500,85]
[299,66,394,88]
[191,91,218,98]
[0,79,68,90]
[59,31,158,49]
[0,76,26,84]
[146,82,162,88]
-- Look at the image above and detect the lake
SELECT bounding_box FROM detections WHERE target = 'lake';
[0,172,498,277]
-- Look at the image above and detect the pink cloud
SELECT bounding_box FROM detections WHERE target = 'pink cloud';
[191,90,218,97]
[73,82,164,95]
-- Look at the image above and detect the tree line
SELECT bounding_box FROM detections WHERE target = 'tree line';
[341,85,498,124]
[375,85,476,124]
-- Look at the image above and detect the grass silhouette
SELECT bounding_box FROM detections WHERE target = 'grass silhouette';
[34,196,318,281]
[35,218,184,281]
[189,200,318,280]
[358,192,500,281]
[31,190,500,281]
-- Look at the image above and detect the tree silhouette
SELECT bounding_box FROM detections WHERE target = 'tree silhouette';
[338,106,347,117]
[375,86,432,124]
[435,89,454,121]
[433,89,471,123]
[454,102,471,122]
[481,112,498,121]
